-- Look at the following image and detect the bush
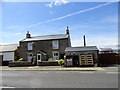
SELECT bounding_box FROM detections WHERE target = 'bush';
[18,58,25,62]
[48,58,54,62]
[58,59,64,66]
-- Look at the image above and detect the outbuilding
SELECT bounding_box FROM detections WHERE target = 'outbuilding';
[64,46,99,66]
[0,44,18,66]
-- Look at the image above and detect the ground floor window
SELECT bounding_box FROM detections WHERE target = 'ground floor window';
[27,53,33,62]
[53,51,59,61]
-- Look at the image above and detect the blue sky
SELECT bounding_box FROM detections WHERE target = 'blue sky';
[1,0,118,49]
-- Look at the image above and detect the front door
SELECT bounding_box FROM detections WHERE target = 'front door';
[37,54,41,62]
[73,56,79,66]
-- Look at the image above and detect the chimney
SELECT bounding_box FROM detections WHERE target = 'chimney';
[26,31,31,38]
[66,26,69,35]
[83,35,86,47]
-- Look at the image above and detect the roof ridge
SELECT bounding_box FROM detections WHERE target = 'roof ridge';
[31,34,66,38]
[68,46,97,48]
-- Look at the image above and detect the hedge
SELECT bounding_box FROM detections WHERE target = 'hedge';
[9,61,33,67]
[38,61,59,66]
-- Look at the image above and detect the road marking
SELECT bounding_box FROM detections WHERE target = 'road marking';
[0,86,15,88]
[38,72,48,73]
[79,71,94,74]
[108,67,118,68]
[106,72,118,74]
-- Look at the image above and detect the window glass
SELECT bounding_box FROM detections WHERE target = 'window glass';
[53,52,59,60]
[52,40,59,49]
[28,42,33,50]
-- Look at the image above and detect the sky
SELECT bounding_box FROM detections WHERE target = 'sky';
[0,0,119,49]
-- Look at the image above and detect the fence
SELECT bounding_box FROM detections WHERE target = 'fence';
[98,53,120,64]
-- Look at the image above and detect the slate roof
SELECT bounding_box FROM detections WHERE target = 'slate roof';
[21,34,68,42]
[65,46,98,52]
[99,48,113,52]
[0,44,18,52]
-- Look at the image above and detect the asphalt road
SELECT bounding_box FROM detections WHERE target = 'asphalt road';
[1,67,119,88]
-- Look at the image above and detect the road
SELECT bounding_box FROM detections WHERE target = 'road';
[1,67,119,88]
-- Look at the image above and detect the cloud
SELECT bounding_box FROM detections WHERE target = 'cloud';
[69,15,118,49]
[26,2,114,29]
[46,0,68,8]
[71,36,118,49]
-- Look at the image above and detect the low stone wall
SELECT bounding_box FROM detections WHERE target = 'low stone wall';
[38,61,59,66]
[9,61,33,67]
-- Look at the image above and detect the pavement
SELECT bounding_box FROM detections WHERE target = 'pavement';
[0,66,105,71]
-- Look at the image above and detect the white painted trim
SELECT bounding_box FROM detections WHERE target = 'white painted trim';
[37,54,41,62]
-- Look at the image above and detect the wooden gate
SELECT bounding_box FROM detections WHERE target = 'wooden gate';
[80,54,93,65]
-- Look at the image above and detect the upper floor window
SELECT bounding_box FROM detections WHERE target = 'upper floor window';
[52,40,59,49]
[28,42,33,50]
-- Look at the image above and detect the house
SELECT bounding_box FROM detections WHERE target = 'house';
[64,46,99,66]
[18,26,71,65]
[0,44,18,66]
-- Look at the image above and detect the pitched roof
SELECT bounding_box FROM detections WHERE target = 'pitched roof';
[99,48,113,52]
[21,34,68,42]
[65,46,98,52]
[0,44,18,52]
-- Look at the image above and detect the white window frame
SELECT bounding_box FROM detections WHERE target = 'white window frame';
[53,51,59,61]
[28,42,33,50]
[52,40,59,49]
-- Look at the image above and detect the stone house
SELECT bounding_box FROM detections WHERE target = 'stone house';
[18,26,71,64]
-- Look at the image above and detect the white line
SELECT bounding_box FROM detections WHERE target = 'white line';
[106,72,118,74]
[38,72,48,73]
[0,86,15,88]
[108,67,118,68]
[79,71,94,74]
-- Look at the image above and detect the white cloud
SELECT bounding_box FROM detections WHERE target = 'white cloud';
[46,0,69,8]
[72,39,118,49]
[71,34,118,49]
[26,2,113,29]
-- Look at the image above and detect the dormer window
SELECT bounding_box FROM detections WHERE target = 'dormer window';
[28,42,33,50]
[52,40,59,49]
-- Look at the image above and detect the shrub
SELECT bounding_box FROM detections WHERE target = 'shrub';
[48,58,54,62]
[58,59,64,66]
[18,58,25,62]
